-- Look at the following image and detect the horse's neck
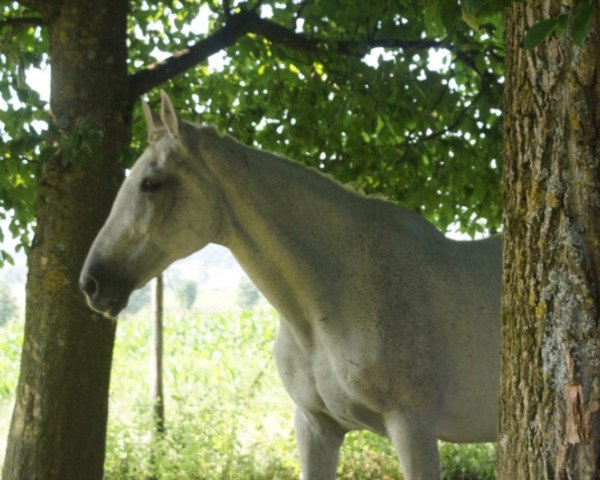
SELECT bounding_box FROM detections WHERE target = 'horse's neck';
[208,138,357,340]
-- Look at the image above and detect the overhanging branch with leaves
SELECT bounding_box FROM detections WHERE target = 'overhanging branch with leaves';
[0,15,44,50]
[128,8,497,99]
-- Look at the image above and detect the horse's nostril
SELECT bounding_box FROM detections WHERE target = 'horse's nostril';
[81,276,99,299]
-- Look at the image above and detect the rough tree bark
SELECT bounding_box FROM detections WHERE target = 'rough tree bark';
[2,0,130,478]
[498,1,600,478]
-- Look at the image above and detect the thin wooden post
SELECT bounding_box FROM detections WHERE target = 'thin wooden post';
[151,273,165,435]
[149,274,165,479]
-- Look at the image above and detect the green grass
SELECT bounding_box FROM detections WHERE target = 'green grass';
[0,307,496,478]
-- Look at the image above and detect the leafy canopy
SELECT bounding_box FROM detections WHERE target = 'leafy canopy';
[0,0,506,264]
[0,2,47,263]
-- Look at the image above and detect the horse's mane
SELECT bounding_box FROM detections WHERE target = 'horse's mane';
[189,122,376,201]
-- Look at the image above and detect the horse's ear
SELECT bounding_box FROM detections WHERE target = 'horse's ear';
[160,90,180,140]
[140,97,162,141]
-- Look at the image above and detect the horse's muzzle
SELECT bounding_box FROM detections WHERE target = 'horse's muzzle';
[79,258,133,318]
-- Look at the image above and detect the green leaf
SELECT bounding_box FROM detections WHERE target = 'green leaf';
[423,0,446,37]
[524,17,561,50]
[571,1,593,46]
[554,13,570,37]
[461,5,479,31]
[440,1,462,34]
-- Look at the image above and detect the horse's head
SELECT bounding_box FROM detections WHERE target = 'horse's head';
[80,91,222,317]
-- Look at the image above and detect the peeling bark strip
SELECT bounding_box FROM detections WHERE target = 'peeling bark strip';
[497,0,600,479]
[565,382,584,444]
[564,350,585,444]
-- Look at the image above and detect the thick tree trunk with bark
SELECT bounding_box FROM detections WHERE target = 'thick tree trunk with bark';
[498,1,600,478]
[2,1,130,478]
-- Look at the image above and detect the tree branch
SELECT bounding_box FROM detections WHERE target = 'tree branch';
[418,89,485,142]
[249,14,320,52]
[128,10,256,99]
[0,16,44,30]
[128,9,495,98]
[0,16,44,51]
[246,15,493,68]
[222,0,231,21]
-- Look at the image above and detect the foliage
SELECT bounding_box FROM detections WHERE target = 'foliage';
[0,315,23,401]
[0,307,495,477]
[55,116,105,167]
[107,307,494,479]
[105,306,297,479]
[1,0,505,267]
[0,4,47,264]
[523,1,594,49]
[439,442,496,479]
[0,316,24,466]
[155,0,505,237]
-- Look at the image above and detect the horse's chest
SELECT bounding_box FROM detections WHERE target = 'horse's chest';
[273,325,387,434]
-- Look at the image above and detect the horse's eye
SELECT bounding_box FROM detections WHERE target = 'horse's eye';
[140,178,161,192]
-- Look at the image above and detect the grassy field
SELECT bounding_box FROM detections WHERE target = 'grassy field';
[0,306,495,479]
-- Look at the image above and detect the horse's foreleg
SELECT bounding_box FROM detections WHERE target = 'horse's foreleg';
[387,412,440,480]
[294,408,345,480]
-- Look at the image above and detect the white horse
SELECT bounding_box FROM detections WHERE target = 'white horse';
[80,91,501,479]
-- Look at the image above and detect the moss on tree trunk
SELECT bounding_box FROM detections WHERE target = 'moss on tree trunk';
[498,1,600,477]
[2,0,130,478]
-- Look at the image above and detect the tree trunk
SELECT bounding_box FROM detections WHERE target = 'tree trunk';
[2,1,130,478]
[498,1,600,478]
